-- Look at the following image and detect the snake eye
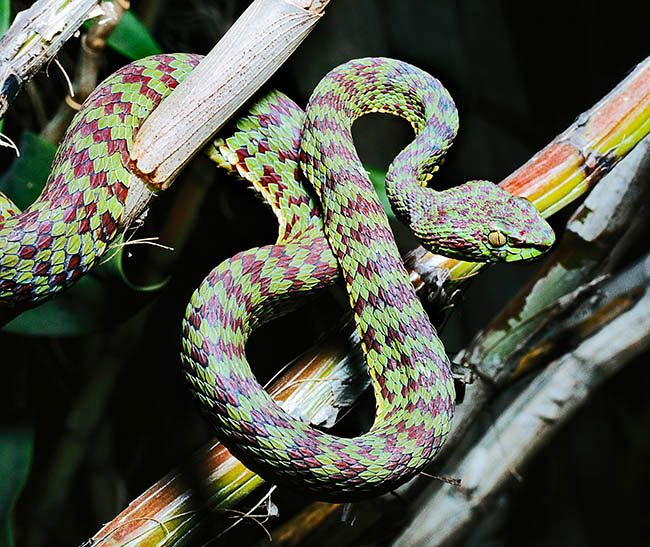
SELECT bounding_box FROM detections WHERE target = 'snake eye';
[488,230,507,247]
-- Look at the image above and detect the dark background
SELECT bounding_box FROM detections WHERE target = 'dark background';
[1,1,649,545]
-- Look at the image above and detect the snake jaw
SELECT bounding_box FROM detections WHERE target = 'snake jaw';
[405,181,555,264]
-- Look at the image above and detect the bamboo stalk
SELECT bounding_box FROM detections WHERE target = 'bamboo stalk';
[392,253,650,546]
[88,335,366,546]
[1,0,330,230]
[431,136,650,464]
[409,55,650,288]
[387,135,650,546]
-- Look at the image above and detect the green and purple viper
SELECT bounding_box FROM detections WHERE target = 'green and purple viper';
[0,54,554,500]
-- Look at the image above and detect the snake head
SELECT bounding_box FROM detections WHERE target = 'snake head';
[412,180,555,262]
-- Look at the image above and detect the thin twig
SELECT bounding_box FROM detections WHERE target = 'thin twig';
[210,486,278,544]
[0,0,108,119]
[0,131,19,155]
[41,0,127,143]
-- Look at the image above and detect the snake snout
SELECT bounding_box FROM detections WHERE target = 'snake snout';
[529,221,556,252]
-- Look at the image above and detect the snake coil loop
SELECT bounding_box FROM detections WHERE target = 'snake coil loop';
[0,54,553,500]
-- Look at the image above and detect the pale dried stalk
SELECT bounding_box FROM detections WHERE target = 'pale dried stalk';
[0,0,108,118]
[392,253,650,546]
[130,0,329,187]
[2,0,329,227]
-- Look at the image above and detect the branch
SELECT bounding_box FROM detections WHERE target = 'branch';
[409,54,650,288]
[87,327,365,546]
[129,0,327,187]
[0,0,329,224]
[0,0,107,119]
[386,136,650,546]
[40,0,128,144]
[85,59,650,545]
[117,0,330,241]
[392,252,650,546]
[437,136,650,458]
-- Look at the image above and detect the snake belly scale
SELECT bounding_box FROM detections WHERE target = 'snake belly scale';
[0,54,554,500]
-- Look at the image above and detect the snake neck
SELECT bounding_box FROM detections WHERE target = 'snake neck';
[300,57,463,257]
[301,57,456,409]
[388,183,482,258]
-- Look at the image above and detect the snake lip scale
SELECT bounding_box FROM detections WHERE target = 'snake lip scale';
[0,54,554,500]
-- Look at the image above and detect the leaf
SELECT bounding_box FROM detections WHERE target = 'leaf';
[0,0,9,37]
[0,132,168,336]
[0,429,33,547]
[367,167,395,220]
[106,10,162,60]
[0,131,56,210]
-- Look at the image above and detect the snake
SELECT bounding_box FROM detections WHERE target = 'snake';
[0,54,554,500]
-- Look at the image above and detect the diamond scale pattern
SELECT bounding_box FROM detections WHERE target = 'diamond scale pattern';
[1,54,553,500]
[0,53,201,303]
[183,57,552,499]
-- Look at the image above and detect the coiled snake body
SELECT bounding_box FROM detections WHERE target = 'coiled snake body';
[0,54,554,500]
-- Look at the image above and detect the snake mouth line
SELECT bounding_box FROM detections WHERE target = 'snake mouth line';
[507,245,552,262]
[482,245,551,263]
